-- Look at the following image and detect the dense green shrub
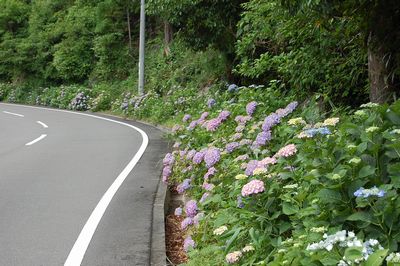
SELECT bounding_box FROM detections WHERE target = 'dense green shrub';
[164,83,400,265]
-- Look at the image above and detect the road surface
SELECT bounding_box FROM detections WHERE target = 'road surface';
[0,103,167,266]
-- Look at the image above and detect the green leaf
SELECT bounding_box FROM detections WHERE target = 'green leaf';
[317,189,342,204]
[357,142,368,153]
[282,202,299,215]
[346,211,372,222]
[344,247,363,260]
[225,228,241,252]
[358,165,375,178]
[365,249,388,266]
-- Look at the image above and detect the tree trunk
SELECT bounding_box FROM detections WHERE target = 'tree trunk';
[126,8,132,51]
[163,21,173,56]
[368,34,392,103]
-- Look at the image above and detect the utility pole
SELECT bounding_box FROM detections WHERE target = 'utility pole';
[138,0,145,95]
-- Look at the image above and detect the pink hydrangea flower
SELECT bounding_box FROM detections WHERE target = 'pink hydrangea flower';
[241,179,265,196]
[275,144,297,158]
[260,157,277,166]
[206,118,222,131]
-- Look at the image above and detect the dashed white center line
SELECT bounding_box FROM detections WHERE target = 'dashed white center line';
[37,121,48,128]
[25,134,47,146]
[3,111,24,117]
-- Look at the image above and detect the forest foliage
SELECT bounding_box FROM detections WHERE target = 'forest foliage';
[0,0,399,106]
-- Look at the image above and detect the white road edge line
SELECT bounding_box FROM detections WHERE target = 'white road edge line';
[0,103,149,266]
[37,120,48,128]
[25,134,47,146]
[3,111,24,117]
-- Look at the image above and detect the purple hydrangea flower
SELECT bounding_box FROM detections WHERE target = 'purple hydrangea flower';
[183,236,196,252]
[200,193,210,204]
[231,133,243,141]
[237,195,244,208]
[202,183,215,191]
[235,115,252,125]
[200,112,209,120]
[255,131,272,146]
[207,98,216,108]
[179,150,187,157]
[262,113,280,132]
[186,149,196,160]
[218,110,231,121]
[177,179,191,194]
[162,165,172,183]
[245,160,259,176]
[239,139,252,146]
[188,120,198,130]
[246,101,258,116]
[228,84,239,92]
[206,118,222,132]
[181,217,194,230]
[226,142,240,153]
[182,114,191,122]
[163,153,174,166]
[185,200,198,218]
[193,151,205,164]
[174,207,183,216]
[204,167,217,179]
[204,148,221,168]
[235,125,245,133]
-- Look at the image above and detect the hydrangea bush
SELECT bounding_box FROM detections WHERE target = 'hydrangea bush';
[163,84,400,265]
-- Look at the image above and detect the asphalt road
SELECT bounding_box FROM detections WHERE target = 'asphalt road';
[0,103,167,266]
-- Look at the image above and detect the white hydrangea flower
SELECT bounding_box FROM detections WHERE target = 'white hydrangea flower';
[213,226,228,236]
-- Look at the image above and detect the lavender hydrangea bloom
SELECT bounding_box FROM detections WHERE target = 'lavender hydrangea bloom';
[202,183,215,191]
[235,125,245,133]
[354,186,385,198]
[239,139,252,146]
[200,192,210,203]
[162,165,172,183]
[237,195,244,208]
[206,118,222,131]
[204,148,221,168]
[183,236,196,252]
[174,207,183,216]
[286,101,298,113]
[228,84,239,93]
[231,133,243,141]
[163,153,174,166]
[185,200,198,217]
[255,131,272,146]
[235,115,252,125]
[186,149,196,160]
[226,142,240,153]
[245,160,259,176]
[182,114,191,122]
[204,167,217,179]
[193,151,205,164]
[200,112,209,120]
[218,110,231,121]
[181,217,194,230]
[207,98,216,108]
[177,179,191,194]
[246,101,258,116]
[179,150,187,158]
[262,113,280,131]
[188,120,198,130]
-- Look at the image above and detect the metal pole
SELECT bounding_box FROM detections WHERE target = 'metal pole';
[138,0,145,95]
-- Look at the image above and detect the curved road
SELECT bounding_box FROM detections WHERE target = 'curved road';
[0,103,167,266]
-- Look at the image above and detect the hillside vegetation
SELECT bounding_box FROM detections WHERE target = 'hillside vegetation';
[1,0,400,265]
